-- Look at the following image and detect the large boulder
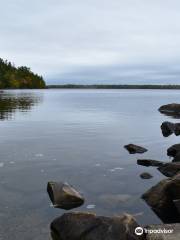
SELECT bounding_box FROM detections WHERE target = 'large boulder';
[167,144,180,157]
[50,212,144,240]
[124,144,148,154]
[161,121,175,137]
[137,159,164,167]
[142,174,180,223]
[47,182,84,210]
[158,163,180,177]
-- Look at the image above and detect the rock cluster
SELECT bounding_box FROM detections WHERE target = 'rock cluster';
[46,102,180,240]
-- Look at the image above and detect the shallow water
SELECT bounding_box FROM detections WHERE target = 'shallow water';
[0,89,180,239]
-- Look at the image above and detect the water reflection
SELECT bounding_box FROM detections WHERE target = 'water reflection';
[0,91,42,120]
[159,111,180,119]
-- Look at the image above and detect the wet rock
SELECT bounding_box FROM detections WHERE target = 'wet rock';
[142,174,180,223]
[47,182,84,210]
[161,121,175,137]
[140,172,153,179]
[145,223,180,240]
[159,103,180,118]
[167,144,180,157]
[124,144,148,154]
[137,159,164,167]
[50,212,144,240]
[158,162,180,177]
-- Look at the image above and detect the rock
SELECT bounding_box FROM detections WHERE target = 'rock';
[124,144,148,154]
[137,159,164,167]
[158,163,180,177]
[140,172,153,179]
[145,223,180,240]
[173,199,180,215]
[161,121,175,137]
[167,144,180,157]
[50,212,144,240]
[142,174,180,223]
[47,182,84,210]
[174,124,180,136]
[172,152,180,162]
[159,103,180,118]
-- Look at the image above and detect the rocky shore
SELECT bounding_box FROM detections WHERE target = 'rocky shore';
[47,103,180,240]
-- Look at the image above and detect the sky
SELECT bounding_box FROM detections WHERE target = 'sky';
[1,0,180,84]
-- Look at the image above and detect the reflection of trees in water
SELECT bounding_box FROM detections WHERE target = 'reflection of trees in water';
[0,92,42,120]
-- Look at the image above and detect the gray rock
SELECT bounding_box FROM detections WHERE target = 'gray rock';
[137,159,164,167]
[161,121,175,137]
[140,172,153,179]
[124,144,148,154]
[50,212,144,240]
[158,163,180,177]
[47,182,84,210]
[167,144,180,157]
[142,174,180,223]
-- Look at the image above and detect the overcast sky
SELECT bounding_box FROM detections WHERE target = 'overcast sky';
[1,0,180,84]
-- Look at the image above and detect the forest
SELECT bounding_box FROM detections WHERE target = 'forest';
[0,58,45,89]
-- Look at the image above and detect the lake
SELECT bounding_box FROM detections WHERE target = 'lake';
[0,89,180,240]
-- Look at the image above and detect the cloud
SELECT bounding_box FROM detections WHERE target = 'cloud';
[1,0,180,84]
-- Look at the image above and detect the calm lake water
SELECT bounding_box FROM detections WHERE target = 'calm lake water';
[0,89,180,240]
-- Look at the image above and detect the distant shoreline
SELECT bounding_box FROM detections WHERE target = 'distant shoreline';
[47,84,180,90]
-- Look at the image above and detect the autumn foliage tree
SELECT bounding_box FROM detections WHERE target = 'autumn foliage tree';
[0,58,46,89]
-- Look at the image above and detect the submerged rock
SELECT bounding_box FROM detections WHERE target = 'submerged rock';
[50,212,144,240]
[167,144,180,157]
[140,172,153,179]
[158,163,180,177]
[142,174,180,223]
[98,194,132,208]
[161,121,175,137]
[124,144,148,154]
[47,182,84,210]
[137,159,164,167]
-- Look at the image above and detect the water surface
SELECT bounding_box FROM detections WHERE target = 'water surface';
[0,89,180,240]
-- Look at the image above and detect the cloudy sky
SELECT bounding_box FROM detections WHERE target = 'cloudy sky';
[1,0,180,84]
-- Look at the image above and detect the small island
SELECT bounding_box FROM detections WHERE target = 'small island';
[0,58,46,89]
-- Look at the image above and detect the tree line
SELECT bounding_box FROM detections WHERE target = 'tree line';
[0,58,46,89]
[47,84,180,89]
